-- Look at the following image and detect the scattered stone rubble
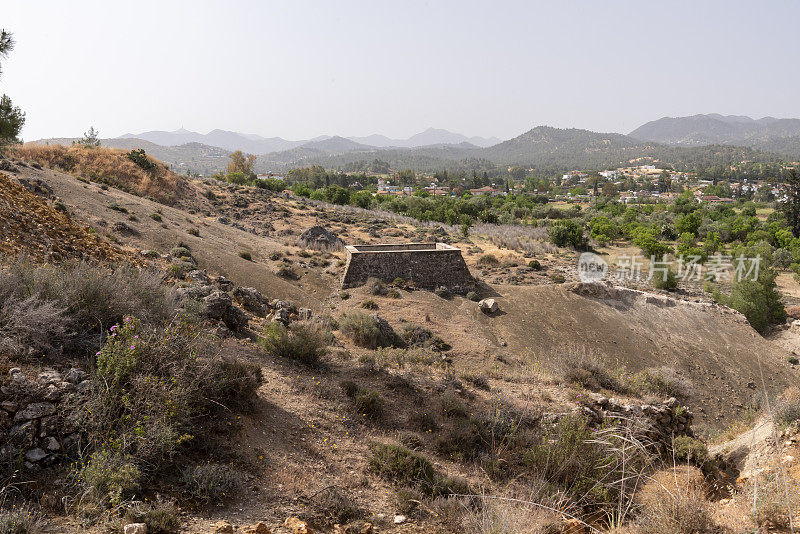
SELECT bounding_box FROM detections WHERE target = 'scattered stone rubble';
[175,269,314,333]
[580,394,694,449]
[1,367,88,471]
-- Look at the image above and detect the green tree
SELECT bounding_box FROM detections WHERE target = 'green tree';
[227,150,256,177]
[78,126,101,148]
[0,30,24,145]
[548,220,587,249]
[782,168,800,237]
[0,95,24,143]
[508,166,526,180]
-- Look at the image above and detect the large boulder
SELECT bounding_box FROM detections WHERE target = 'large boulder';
[233,287,268,315]
[204,291,232,319]
[478,298,499,314]
[223,305,248,332]
[298,226,344,250]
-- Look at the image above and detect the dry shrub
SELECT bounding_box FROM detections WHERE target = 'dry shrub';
[634,466,716,533]
[454,495,564,534]
[0,505,46,534]
[364,277,387,296]
[773,386,800,427]
[74,317,262,506]
[630,367,694,403]
[260,322,329,366]
[340,311,395,349]
[549,346,627,393]
[0,258,177,358]
[13,144,191,206]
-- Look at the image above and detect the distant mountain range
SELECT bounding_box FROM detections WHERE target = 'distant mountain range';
[629,114,800,158]
[35,114,799,175]
[118,127,501,154]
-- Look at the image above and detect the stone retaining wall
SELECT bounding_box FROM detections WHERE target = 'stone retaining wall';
[341,242,473,290]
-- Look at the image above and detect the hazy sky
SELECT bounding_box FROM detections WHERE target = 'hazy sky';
[3,0,799,141]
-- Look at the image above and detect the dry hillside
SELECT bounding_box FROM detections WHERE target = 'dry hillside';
[2,147,800,533]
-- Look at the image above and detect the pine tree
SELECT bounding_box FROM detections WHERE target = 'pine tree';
[782,168,800,237]
[0,30,24,145]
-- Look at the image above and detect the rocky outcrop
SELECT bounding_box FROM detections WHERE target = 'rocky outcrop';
[298,226,344,250]
[0,368,87,471]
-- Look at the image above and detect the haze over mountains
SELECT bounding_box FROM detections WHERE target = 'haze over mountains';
[36,114,800,175]
[630,114,800,154]
[118,127,502,153]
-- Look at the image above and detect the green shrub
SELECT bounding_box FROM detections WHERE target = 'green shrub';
[549,273,566,284]
[365,277,387,296]
[440,390,467,418]
[340,380,358,398]
[368,443,440,495]
[361,299,378,310]
[340,311,393,349]
[434,286,450,298]
[108,202,128,213]
[269,251,283,261]
[0,506,45,534]
[630,367,693,402]
[79,449,141,506]
[466,291,480,302]
[548,220,587,248]
[671,435,708,465]
[124,500,179,534]
[408,411,438,432]
[126,149,157,171]
[181,463,242,504]
[187,227,200,237]
[150,212,163,222]
[261,322,328,366]
[355,389,384,419]
[170,246,191,258]
[714,270,786,333]
[788,356,799,365]
[528,259,542,270]
[387,289,401,299]
[652,268,679,291]
[477,254,499,267]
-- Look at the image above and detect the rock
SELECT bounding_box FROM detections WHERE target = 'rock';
[223,305,249,331]
[478,298,499,313]
[14,402,56,421]
[298,307,312,320]
[64,367,87,384]
[272,300,298,313]
[214,276,235,292]
[9,367,21,376]
[214,521,234,534]
[272,308,292,326]
[44,437,61,451]
[112,221,139,235]
[370,314,397,346]
[393,515,407,524]
[176,284,214,301]
[25,448,47,462]
[204,291,232,319]
[782,455,795,464]
[37,369,62,385]
[284,517,313,534]
[187,270,211,284]
[298,226,344,250]
[9,421,36,445]
[1,401,19,412]
[233,287,268,315]
[124,523,147,534]
[244,522,270,534]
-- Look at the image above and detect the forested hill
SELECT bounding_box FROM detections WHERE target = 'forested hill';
[629,114,800,160]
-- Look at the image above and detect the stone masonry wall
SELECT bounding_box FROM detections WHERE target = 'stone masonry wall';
[341,243,473,290]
